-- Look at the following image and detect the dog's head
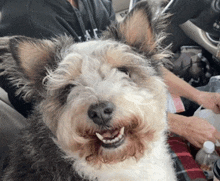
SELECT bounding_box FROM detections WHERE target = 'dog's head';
[0,2,170,168]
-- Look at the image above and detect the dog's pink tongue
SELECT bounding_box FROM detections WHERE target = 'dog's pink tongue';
[101,129,119,139]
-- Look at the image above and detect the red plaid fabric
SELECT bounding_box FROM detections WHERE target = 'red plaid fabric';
[168,137,206,180]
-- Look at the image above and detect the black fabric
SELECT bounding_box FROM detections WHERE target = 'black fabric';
[0,0,116,117]
[0,0,115,40]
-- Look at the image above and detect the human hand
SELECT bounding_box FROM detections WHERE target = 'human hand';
[182,116,220,148]
[196,92,220,114]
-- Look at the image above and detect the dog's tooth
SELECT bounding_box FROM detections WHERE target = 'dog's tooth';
[109,139,114,144]
[118,134,122,139]
[120,127,125,135]
[96,133,104,141]
[114,137,120,142]
[102,139,107,144]
[99,128,125,145]
[110,138,115,144]
[106,140,111,144]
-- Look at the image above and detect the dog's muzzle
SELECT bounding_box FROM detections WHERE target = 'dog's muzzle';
[87,101,125,148]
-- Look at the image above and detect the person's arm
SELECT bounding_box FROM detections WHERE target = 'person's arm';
[162,67,200,102]
[163,67,220,113]
[163,67,220,147]
[168,112,220,148]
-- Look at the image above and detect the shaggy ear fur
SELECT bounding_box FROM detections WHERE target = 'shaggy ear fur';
[119,1,156,52]
[0,36,73,101]
[9,37,56,87]
[104,1,170,60]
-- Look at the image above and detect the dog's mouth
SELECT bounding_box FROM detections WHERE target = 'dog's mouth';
[95,127,125,149]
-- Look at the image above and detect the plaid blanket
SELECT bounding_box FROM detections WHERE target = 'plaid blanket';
[168,137,207,181]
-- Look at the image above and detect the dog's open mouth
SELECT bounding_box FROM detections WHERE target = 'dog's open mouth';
[95,127,125,148]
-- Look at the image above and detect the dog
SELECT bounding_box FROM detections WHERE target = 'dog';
[0,2,176,181]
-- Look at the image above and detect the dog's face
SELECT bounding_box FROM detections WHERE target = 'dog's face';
[0,2,169,167]
[42,39,167,166]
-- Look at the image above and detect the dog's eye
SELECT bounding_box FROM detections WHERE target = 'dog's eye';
[117,67,129,75]
[64,84,75,91]
[59,84,75,104]
[62,84,76,96]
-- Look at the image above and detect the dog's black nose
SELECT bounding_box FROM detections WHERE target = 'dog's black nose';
[88,102,115,125]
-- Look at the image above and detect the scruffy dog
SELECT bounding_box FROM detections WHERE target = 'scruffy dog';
[0,2,176,181]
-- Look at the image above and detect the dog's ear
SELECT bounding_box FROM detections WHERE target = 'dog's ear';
[0,36,69,100]
[105,1,162,54]
[9,36,56,84]
[104,1,173,68]
[121,1,156,52]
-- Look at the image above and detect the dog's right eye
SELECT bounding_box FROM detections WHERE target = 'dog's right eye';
[117,66,129,75]
[62,84,76,96]
[59,84,75,104]
[64,84,75,92]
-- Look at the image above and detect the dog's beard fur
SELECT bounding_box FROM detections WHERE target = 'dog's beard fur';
[0,1,176,181]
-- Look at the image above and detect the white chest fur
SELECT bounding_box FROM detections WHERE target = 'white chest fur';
[72,135,177,181]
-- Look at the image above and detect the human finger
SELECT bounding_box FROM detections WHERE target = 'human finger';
[214,131,220,142]
[214,93,220,114]
[212,104,220,114]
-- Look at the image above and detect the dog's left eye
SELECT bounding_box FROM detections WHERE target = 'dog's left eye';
[117,66,129,75]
